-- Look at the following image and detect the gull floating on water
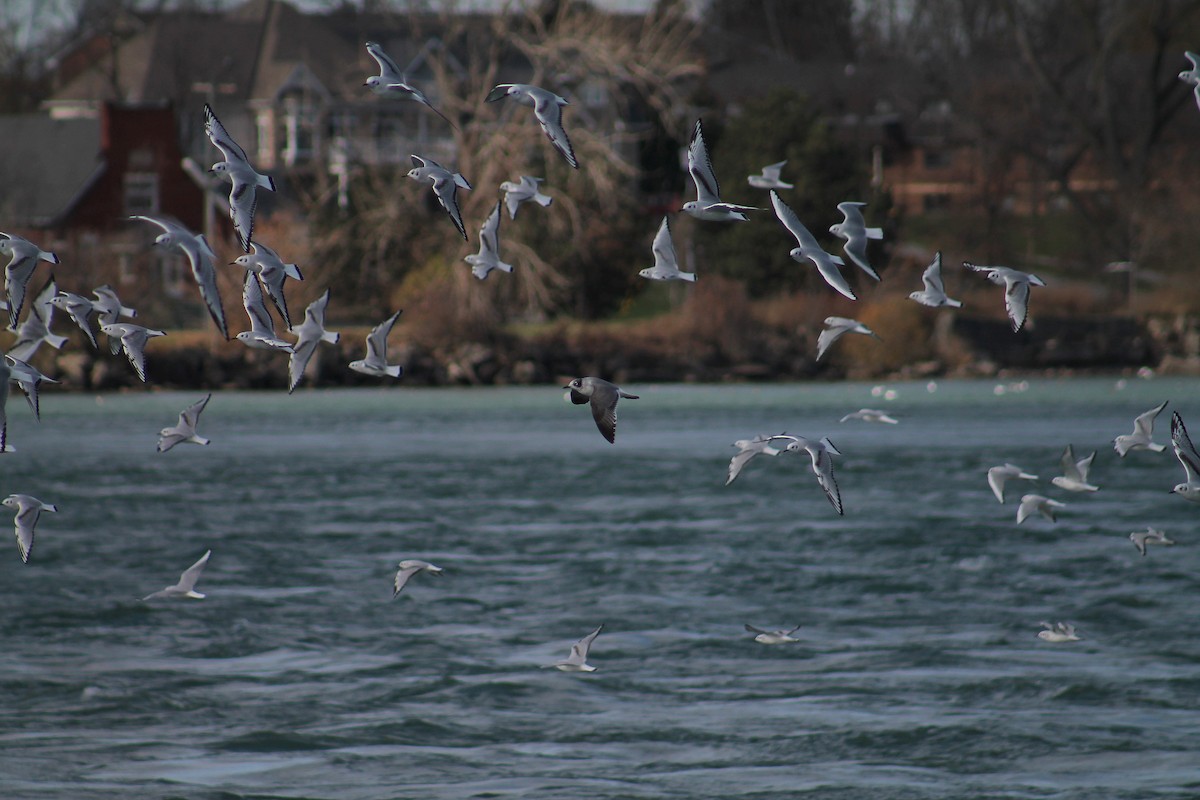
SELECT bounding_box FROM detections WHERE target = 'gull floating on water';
[726,434,783,486]
[392,559,444,598]
[744,623,801,644]
[1169,411,1200,503]
[485,83,578,169]
[682,120,758,222]
[1180,51,1200,111]
[4,493,57,564]
[363,41,457,129]
[770,434,844,515]
[839,408,897,424]
[0,231,58,330]
[142,550,211,600]
[828,201,882,281]
[349,310,404,378]
[987,463,1038,503]
[158,394,211,453]
[500,175,553,220]
[235,272,293,353]
[548,624,603,672]
[817,316,879,361]
[100,322,166,382]
[1113,400,1168,457]
[1016,494,1065,524]
[1037,621,1081,643]
[1051,444,1099,493]
[770,191,854,299]
[287,289,340,393]
[639,216,694,282]
[131,214,228,338]
[963,261,1046,332]
[407,155,471,240]
[563,377,638,444]
[204,103,275,252]
[8,276,67,363]
[464,200,513,280]
[746,160,793,190]
[909,252,962,308]
[1129,526,1174,557]
[230,241,303,329]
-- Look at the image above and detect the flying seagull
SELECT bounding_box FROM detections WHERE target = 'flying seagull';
[769,434,844,515]
[1129,527,1174,557]
[770,190,855,299]
[1180,51,1200,111]
[407,155,471,240]
[909,252,962,308]
[349,310,404,378]
[204,103,275,252]
[235,271,293,353]
[1051,444,1099,493]
[142,550,211,600]
[682,119,758,221]
[464,200,514,280]
[485,83,578,169]
[130,214,228,339]
[817,316,879,361]
[100,322,166,382]
[1037,621,1081,643]
[548,624,604,672]
[158,394,212,453]
[0,231,59,330]
[287,289,340,393]
[563,377,639,443]
[828,201,882,281]
[744,623,801,644]
[230,241,303,329]
[638,216,694,282]
[364,41,457,128]
[1016,494,1065,524]
[392,559,444,598]
[726,434,783,486]
[986,463,1038,504]
[3,493,57,563]
[963,261,1046,332]
[499,175,553,219]
[1169,411,1200,503]
[1113,400,1168,457]
[747,160,793,190]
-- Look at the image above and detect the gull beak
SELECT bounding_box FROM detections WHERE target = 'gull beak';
[1169,487,1177,493]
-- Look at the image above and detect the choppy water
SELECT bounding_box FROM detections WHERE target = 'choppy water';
[2,377,1200,800]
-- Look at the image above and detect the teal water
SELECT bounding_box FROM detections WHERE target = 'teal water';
[2,378,1199,799]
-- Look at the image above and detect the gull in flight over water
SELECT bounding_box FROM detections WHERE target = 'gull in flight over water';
[143,550,211,600]
[771,191,854,299]
[363,41,457,129]
[747,160,793,190]
[1051,444,1099,493]
[235,272,293,353]
[392,559,444,598]
[49,291,99,348]
[204,103,275,252]
[100,323,166,382]
[1113,400,1168,457]
[639,216,694,282]
[1,231,59,330]
[230,241,303,329]
[744,623,801,644]
[548,624,604,672]
[464,201,514,281]
[726,434,783,486]
[407,155,471,240]
[1129,527,1174,557]
[1016,494,1065,524]
[158,394,211,453]
[563,377,638,443]
[828,201,882,281]
[1037,621,1081,643]
[770,434,844,515]
[909,252,962,308]
[1169,411,1200,503]
[7,276,68,363]
[349,310,404,378]
[92,285,137,354]
[817,316,879,361]
[485,83,578,169]
[287,289,340,393]
[6,354,59,421]
[4,493,57,564]
[682,120,758,221]
[130,214,228,338]
[987,463,1038,503]
[963,261,1045,332]
[499,175,553,219]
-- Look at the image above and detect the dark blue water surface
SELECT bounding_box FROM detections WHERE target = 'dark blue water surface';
[2,377,1199,799]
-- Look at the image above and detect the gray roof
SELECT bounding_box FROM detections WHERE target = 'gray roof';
[0,115,103,226]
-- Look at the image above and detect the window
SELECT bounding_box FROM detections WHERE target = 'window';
[123,172,159,216]
[923,150,951,170]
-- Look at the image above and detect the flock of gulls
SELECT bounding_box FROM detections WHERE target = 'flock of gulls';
[3,44,1200,669]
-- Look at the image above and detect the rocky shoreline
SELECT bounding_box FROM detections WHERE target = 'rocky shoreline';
[29,312,1200,393]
